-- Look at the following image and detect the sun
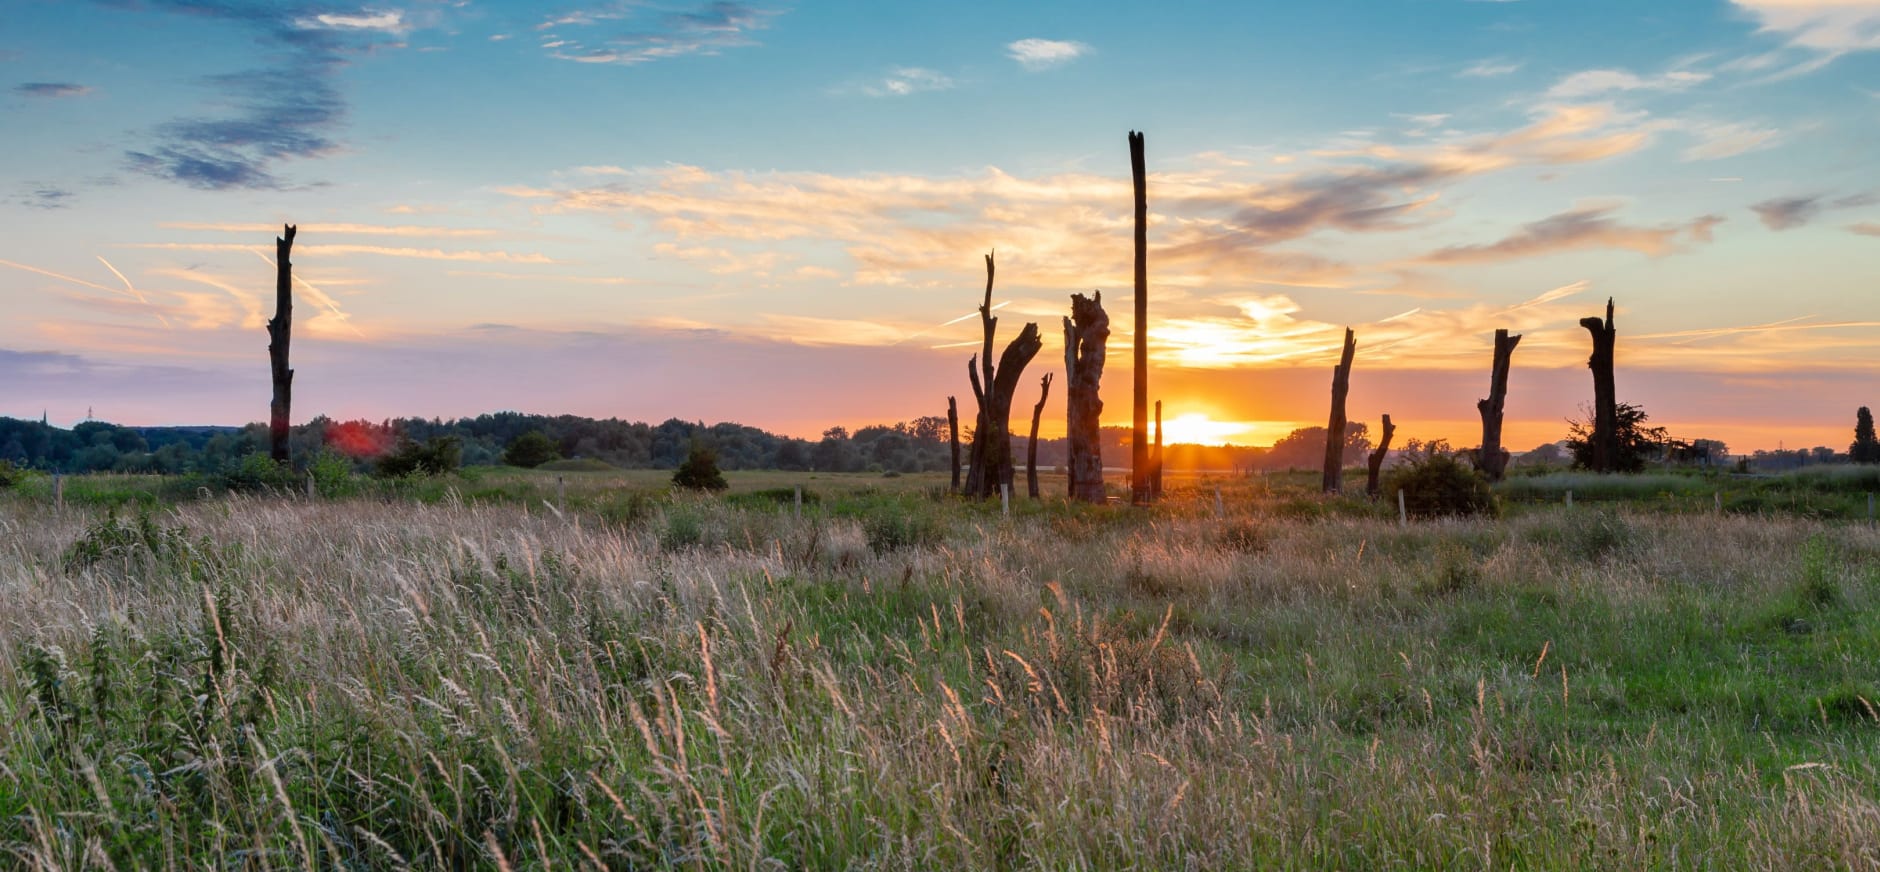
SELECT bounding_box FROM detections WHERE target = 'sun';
[1157,413,1261,446]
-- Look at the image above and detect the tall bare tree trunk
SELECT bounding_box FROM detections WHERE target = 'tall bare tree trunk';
[1129,130,1151,505]
[1367,413,1396,497]
[1027,373,1052,499]
[1063,291,1109,502]
[1476,328,1522,482]
[1580,299,1617,473]
[267,224,297,465]
[1322,327,1356,494]
[964,253,1044,499]
[947,396,961,493]
[1152,399,1164,500]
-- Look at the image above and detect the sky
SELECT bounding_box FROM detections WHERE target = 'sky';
[3,0,1878,453]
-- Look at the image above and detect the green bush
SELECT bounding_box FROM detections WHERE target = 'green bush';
[308,450,359,497]
[0,459,29,488]
[502,431,560,468]
[1382,451,1495,519]
[863,506,942,554]
[375,437,462,478]
[672,443,728,491]
[218,452,300,494]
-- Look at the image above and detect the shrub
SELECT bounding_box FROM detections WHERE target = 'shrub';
[863,506,942,554]
[375,437,462,477]
[502,431,560,468]
[1382,451,1495,519]
[0,459,28,488]
[672,443,728,491]
[308,450,358,497]
[219,452,300,494]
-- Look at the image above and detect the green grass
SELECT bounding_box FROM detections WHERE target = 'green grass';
[2,472,1877,868]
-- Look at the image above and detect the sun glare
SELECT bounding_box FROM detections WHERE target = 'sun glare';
[1158,413,1261,446]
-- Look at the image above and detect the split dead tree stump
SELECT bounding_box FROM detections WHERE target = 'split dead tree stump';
[964,253,1043,500]
[1063,291,1110,502]
[1476,328,1521,482]
[1027,373,1052,499]
[267,224,297,465]
[1322,327,1356,494]
[1580,299,1618,473]
[1367,413,1396,497]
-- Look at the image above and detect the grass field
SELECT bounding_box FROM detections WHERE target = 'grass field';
[3,469,1878,868]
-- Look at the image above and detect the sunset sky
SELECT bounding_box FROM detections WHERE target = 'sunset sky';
[4,0,1878,452]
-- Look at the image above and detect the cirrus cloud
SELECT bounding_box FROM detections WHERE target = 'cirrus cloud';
[1006,38,1090,70]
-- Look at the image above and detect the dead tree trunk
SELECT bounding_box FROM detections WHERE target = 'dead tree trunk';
[267,224,297,465]
[1129,129,1151,505]
[1152,399,1164,500]
[1027,373,1052,499]
[1367,413,1396,497]
[1322,327,1356,494]
[947,396,961,493]
[1063,291,1110,502]
[1580,299,1618,473]
[964,252,1044,499]
[1476,328,1522,482]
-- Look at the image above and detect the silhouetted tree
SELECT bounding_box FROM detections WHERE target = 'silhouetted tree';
[1853,407,1880,464]
[1366,413,1396,497]
[1474,328,1521,482]
[267,224,297,464]
[1063,291,1110,502]
[1567,402,1665,473]
[1322,327,1356,493]
[964,252,1043,500]
[1129,129,1152,505]
[1579,298,1618,472]
[1027,373,1052,499]
[947,397,961,492]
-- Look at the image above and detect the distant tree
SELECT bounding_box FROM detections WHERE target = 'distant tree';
[1265,423,1371,471]
[1514,442,1565,468]
[1852,407,1880,464]
[502,431,560,468]
[672,442,728,491]
[773,438,810,471]
[1566,402,1665,473]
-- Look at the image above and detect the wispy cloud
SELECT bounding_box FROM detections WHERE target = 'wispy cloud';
[1006,38,1090,70]
[1752,192,1877,230]
[1852,222,1880,237]
[539,2,781,65]
[13,82,91,98]
[124,242,559,264]
[1730,0,1880,53]
[1459,58,1522,78]
[102,0,437,190]
[159,221,504,238]
[1420,206,1721,263]
[1679,120,1782,160]
[11,183,75,210]
[861,67,955,97]
[1545,68,1709,99]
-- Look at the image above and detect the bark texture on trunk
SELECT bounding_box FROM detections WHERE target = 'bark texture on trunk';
[964,253,1043,499]
[1476,328,1522,482]
[1580,299,1618,473]
[1027,373,1052,499]
[267,224,297,465]
[1129,130,1151,505]
[947,395,961,493]
[1063,291,1109,503]
[1367,413,1396,497]
[1322,327,1356,494]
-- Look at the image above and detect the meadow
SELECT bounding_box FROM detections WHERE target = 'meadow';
[2,468,1877,869]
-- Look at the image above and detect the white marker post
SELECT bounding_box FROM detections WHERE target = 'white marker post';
[1565,489,1573,509]
[794,485,802,520]
[1397,489,1406,526]
[1001,483,1010,519]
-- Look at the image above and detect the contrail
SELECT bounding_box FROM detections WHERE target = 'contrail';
[96,255,171,328]
[896,300,1010,346]
[252,251,367,338]
[0,257,120,294]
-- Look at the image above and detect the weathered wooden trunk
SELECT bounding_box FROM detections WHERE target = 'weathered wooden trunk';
[964,253,1043,500]
[1152,400,1164,500]
[1322,328,1356,494]
[267,225,297,464]
[1580,299,1617,472]
[947,396,961,493]
[1063,292,1109,502]
[1027,373,1051,499]
[1367,413,1396,497]
[1129,130,1151,505]
[1476,329,1522,482]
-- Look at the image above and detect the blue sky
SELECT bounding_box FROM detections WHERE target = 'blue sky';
[3,0,1879,451]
